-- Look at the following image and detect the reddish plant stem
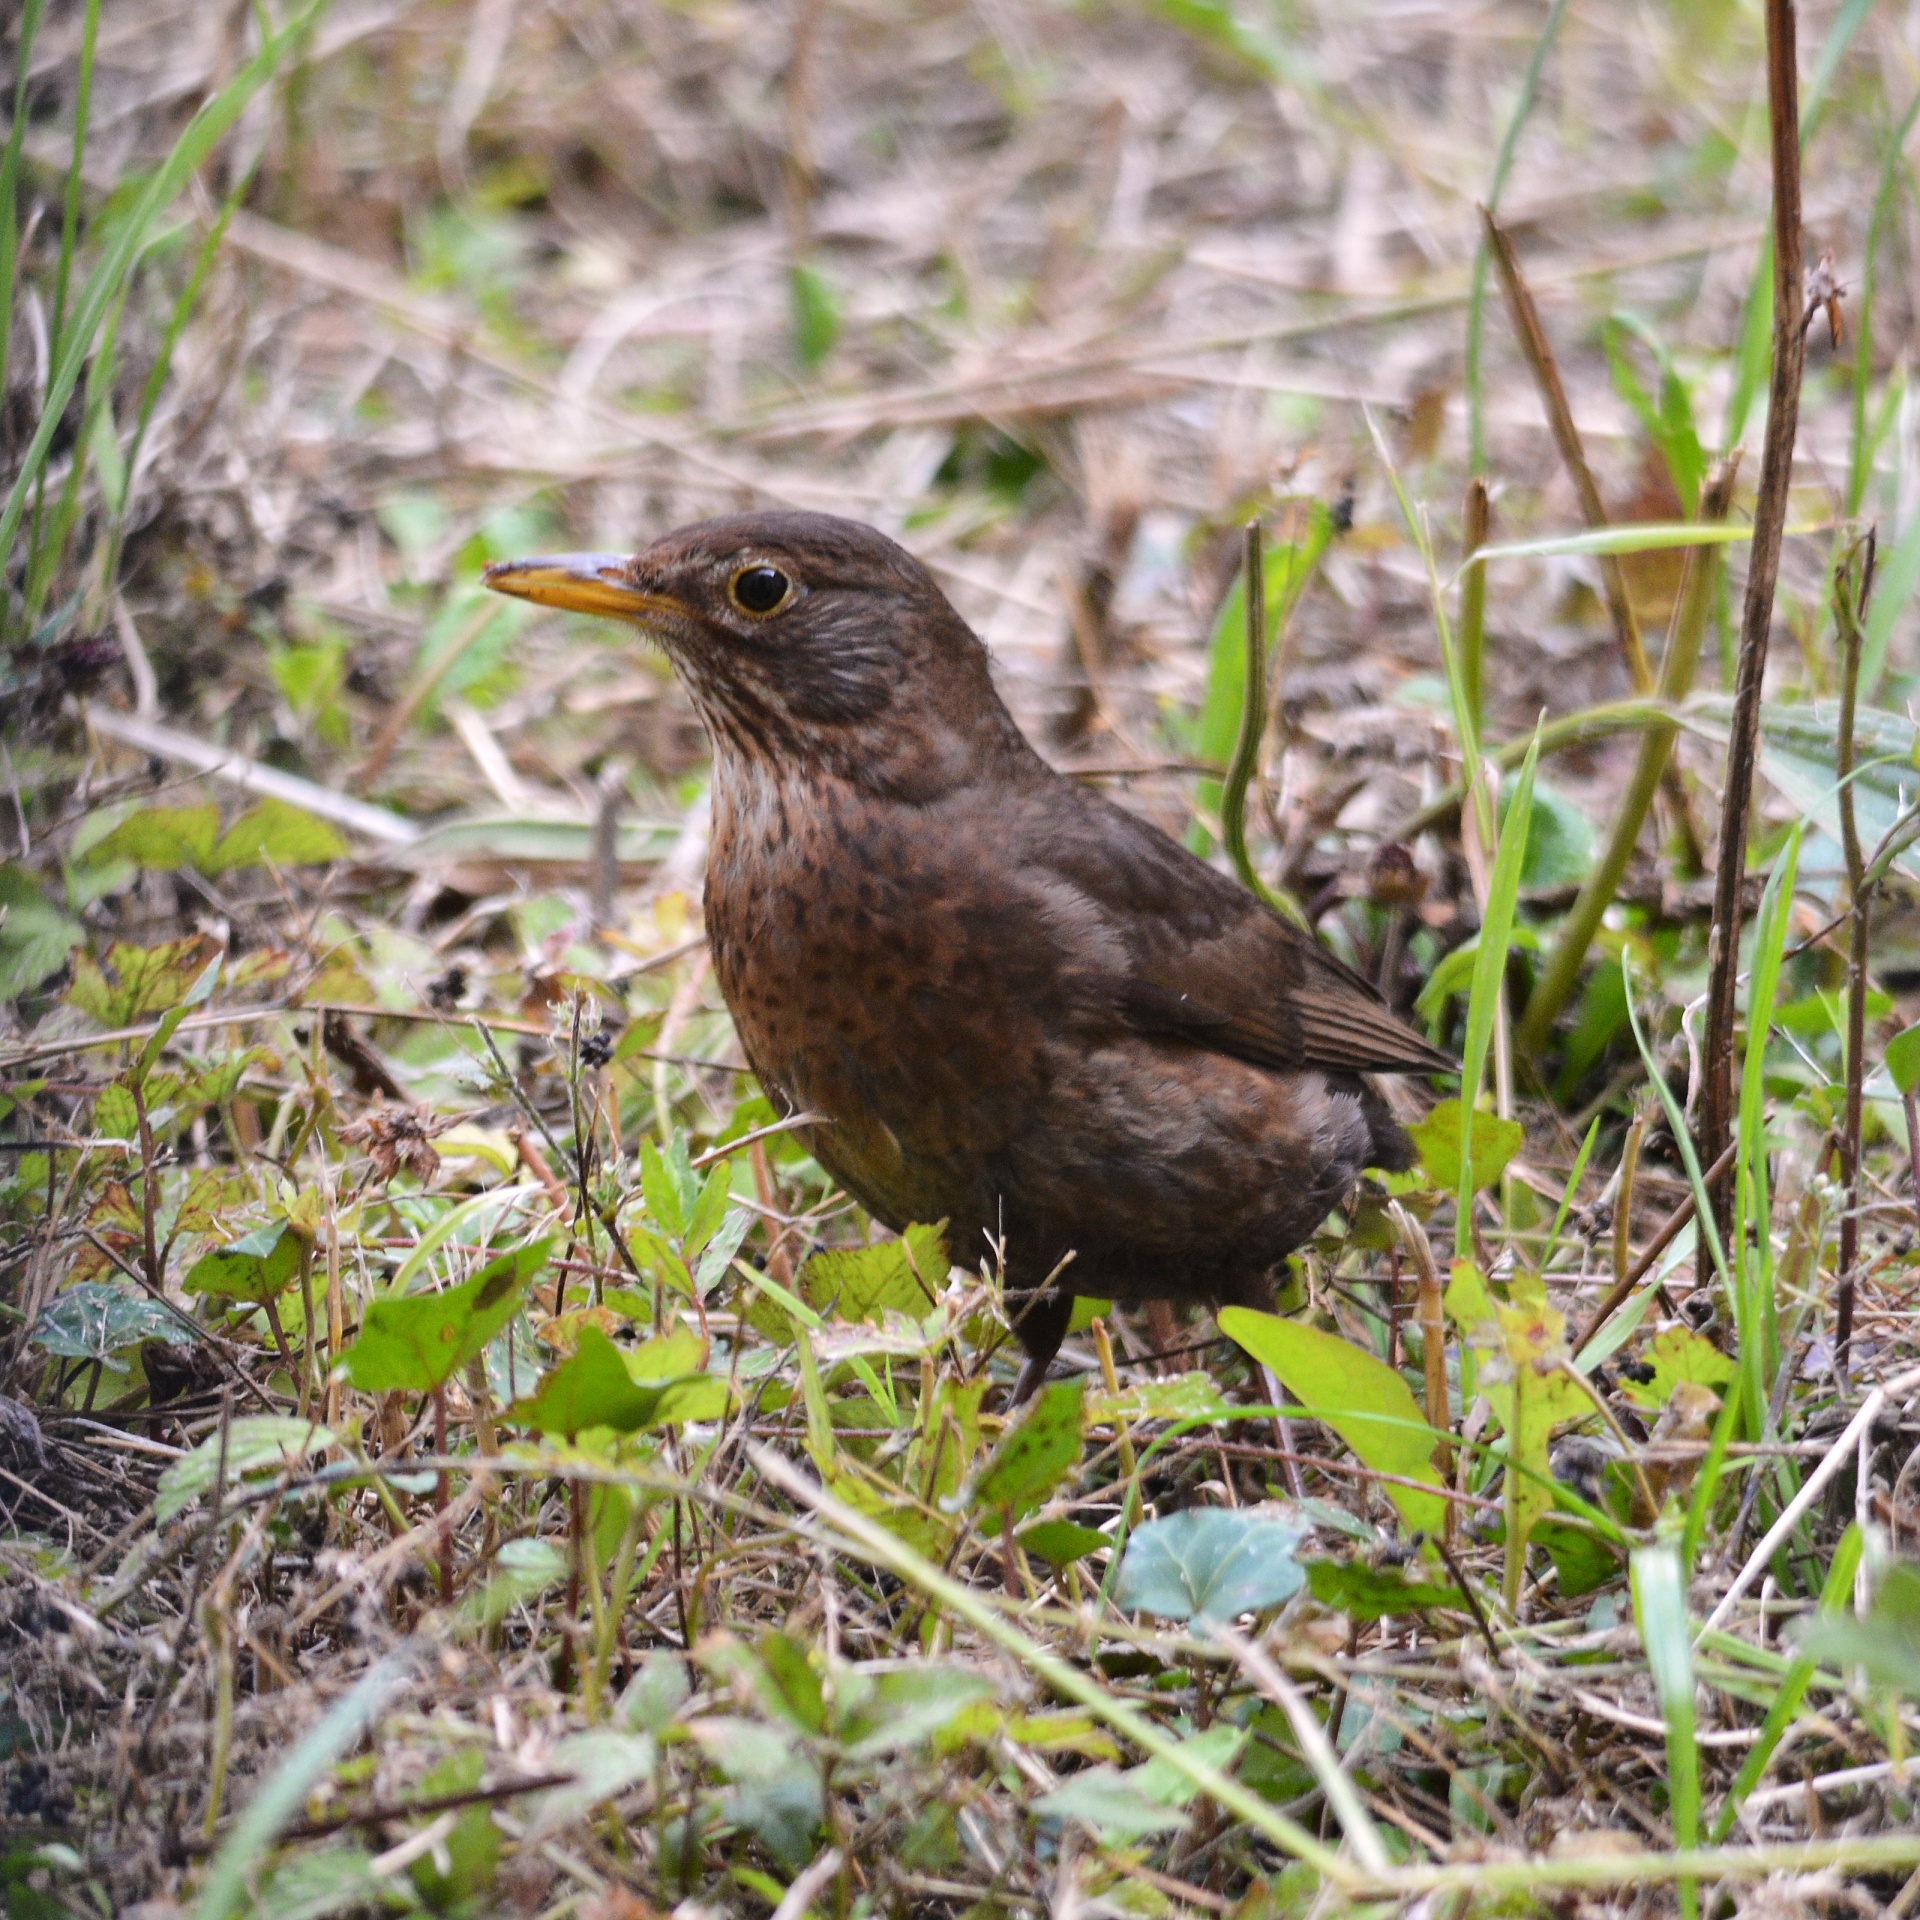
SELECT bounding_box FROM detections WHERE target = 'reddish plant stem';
[1834,534,1876,1374]
[1700,0,1805,1231]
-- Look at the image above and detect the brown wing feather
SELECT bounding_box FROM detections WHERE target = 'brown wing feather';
[1043,786,1452,1078]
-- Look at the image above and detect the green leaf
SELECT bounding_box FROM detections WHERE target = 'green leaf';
[69,935,216,1025]
[31,1283,191,1361]
[523,1729,657,1840]
[1791,1559,1920,1694]
[250,1845,389,1920]
[0,867,82,999]
[456,1537,568,1628]
[1532,1519,1623,1599]
[1017,1519,1112,1566]
[155,1414,336,1522]
[1112,1508,1305,1626]
[182,1220,303,1305]
[1032,1768,1190,1842]
[837,1665,995,1759]
[79,804,221,874]
[802,1222,947,1324]
[506,1325,679,1437]
[207,800,349,873]
[1887,1024,1920,1098]
[1219,1306,1447,1534]
[639,1138,688,1237]
[1409,1098,1523,1194]
[1620,1324,1736,1411]
[687,1719,823,1872]
[1510,777,1593,892]
[342,1239,548,1393]
[1088,1370,1232,1426]
[789,260,840,368]
[1138,0,1290,81]
[1304,1559,1462,1620]
[968,1377,1083,1518]
[408,1749,497,1910]
[620,1653,691,1735]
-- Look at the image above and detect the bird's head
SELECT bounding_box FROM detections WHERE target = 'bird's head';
[484,511,1032,795]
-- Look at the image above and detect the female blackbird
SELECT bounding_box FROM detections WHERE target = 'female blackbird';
[486,512,1448,1400]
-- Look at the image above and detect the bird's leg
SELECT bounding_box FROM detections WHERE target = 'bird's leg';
[1145,1299,1179,1372]
[1008,1287,1073,1405]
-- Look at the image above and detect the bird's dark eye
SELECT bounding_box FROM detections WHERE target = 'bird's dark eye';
[729,565,792,615]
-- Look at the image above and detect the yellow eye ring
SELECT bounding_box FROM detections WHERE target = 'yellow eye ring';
[729,564,794,616]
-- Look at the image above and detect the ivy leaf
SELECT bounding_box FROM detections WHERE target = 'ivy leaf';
[182,1220,303,1305]
[82,805,222,874]
[1620,1324,1736,1411]
[206,799,348,872]
[341,1240,549,1393]
[31,1283,193,1362]
[1113,1508,1305,1626]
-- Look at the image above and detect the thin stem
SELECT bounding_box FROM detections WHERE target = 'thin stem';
[1834,532,1877,1373]
[1482,205,1651,693]
[1701,0,1806,1232]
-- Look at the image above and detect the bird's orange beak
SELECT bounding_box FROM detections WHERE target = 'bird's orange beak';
[482,553,686,623]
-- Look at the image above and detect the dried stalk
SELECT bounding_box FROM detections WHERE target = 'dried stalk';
[1701,0,1806,1228]
[1481,206,1652,694]
[1834,532,1877,1373]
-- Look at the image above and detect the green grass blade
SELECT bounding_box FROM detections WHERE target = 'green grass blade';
[1709,1524,1865,1842]
[1455,727,1539,1260]
[193,1649,414,1920]
[0,0,51,422]
[1733,824,1800,1421]
[45,0,102,359]
[0,0,330,601]
[1848,90,1920,521]
[1633,1541,1702,1920]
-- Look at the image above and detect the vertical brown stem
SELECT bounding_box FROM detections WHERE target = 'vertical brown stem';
[1481,207,1651,694]
[1903,1089,1920,1240]
[1834,534,1877,1373]
[1701,0,1805,1231]
[1459,477,1490,737]
[434,1382,452,1606]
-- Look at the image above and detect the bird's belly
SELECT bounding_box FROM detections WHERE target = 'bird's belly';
[703,776,1377,1293]
[704,787,1034,1231]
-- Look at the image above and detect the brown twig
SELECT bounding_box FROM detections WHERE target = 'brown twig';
[1700,0,1806,1232]
[1834,531,1878,1374]
[1480,206,1651,694]
[1572,1139,1738,1355]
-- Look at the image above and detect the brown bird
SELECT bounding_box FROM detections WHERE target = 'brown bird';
[486,512,1448,1400]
